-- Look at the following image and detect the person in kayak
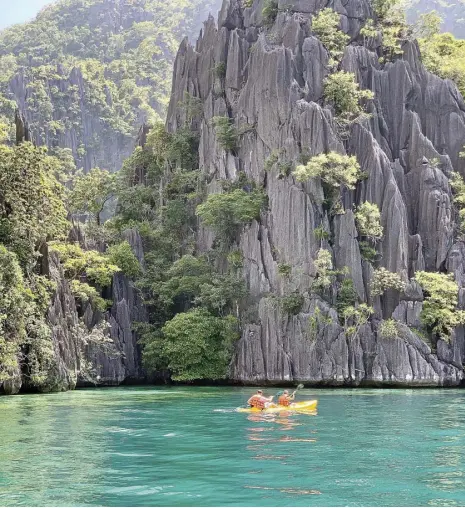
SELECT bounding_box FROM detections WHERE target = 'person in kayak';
[247,390,274,410]
[278,389,295,407]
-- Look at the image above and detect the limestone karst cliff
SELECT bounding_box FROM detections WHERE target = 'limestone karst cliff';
[2,0,465,394]
[165,0,465,385]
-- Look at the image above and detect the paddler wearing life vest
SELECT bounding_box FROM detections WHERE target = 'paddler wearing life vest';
[277,389,295,406]
[247,389,274,410]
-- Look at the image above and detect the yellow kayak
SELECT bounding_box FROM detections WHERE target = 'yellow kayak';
[237,399,318,413]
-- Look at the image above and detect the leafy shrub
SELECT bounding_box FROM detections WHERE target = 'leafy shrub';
[196,189,266,243]
[360,19,378,40]
[415,271,465,340]
[343,303,374,341]
[314,225,330,242]
[280,293,305,315]
[378,319,400,339]
[450,171,465,236]
[211,116,238,152]
[106,241,141,279]
[293,152,361,190]
[196,274,247,314]
[313,249,334,289]
[359,241,378,263]
[264,150,280,171]
[372,0,405,24]
[50,242,120,287]
[213,62,226,79]
[158,255,246,315]
[371,267,406,296]
[278,263,292,277]
[355,202,383,241]
[159,309,239,381]
[69,280,109,312]
[312,8,350,66]
[262,0,279,26]
[336,278,358,317]
[324,71,374,123]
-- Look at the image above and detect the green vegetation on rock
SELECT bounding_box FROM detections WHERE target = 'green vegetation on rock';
[415,271,465,340]
[323,71,374,127]
[312,8,350,66]
[196,188,266,246]
[294,152,361,190]
[355,202,383,241]
[371,267,406,296]
[158,309,239,381]
[419,32,465,97]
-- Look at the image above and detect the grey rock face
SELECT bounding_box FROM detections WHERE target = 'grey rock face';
[42,252,81,392]
[8,68,137,174]
[78,229,149,386]
[167,0,465,385]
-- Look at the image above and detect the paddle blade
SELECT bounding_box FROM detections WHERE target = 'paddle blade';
[296,383,304,390]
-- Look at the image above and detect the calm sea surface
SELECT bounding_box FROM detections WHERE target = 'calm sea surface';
[1,386,465,506]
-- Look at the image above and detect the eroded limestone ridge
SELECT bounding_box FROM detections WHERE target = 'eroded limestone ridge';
[167,0,465,386]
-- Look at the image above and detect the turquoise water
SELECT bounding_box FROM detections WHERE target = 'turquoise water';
[1,387,465,506]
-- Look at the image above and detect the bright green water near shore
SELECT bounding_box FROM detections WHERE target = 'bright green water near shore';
[1,387,465,506]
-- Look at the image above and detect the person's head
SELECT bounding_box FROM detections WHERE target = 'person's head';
[283,390,289,395]
[257,389,263,396]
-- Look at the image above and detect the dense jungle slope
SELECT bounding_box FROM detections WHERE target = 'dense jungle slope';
[0,0,222,172]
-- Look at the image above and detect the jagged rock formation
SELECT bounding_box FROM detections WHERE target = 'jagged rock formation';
[80,229,149,386]
[167,0,465,385]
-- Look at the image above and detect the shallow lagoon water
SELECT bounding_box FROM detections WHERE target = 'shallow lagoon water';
[1,386,465,506]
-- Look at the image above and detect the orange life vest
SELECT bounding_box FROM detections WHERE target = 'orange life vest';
[278,395,291,406]
[249,395,266,409]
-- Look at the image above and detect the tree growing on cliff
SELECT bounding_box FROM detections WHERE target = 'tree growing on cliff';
[419,32,465,100]
[68,167,117,226]
[211,116,238,152]
[196,189,266,245]
[415,271,465,340]
[371,267,406,296]
[262,0,279,26]
[151,308,239,381]
[343,303,374,341]
[293,152,361,189]
[311,8,350,66]
[106,241,141,280]
[0,143,69,269]
[355,202,383,241]
[0,246,27,382]
[323,71,374,126]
